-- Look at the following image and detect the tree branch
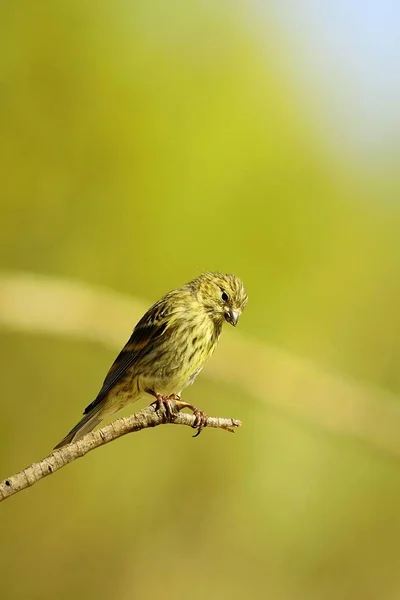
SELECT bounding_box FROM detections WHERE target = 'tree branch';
[0,403,241,503]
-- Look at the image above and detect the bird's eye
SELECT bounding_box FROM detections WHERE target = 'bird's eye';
[221,291,229,302]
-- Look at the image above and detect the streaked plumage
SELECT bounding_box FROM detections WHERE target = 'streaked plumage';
[55,272,248,448]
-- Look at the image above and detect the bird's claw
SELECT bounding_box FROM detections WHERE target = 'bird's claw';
[150,393,208,436]
[153,393,176,422]
[191,407,208,437]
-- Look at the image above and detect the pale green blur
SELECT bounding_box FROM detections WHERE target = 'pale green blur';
[1,2,400,599]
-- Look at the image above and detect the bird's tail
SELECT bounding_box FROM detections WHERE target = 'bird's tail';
[54,406,103,449]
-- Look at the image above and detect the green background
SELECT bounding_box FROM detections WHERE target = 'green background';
[1,2,400,599]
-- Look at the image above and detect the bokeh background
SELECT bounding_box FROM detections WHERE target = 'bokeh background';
[1,1,400,598]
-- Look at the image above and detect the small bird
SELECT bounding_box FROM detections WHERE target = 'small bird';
[54,272,248,448]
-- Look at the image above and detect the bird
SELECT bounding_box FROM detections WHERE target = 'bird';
[54,271,248,448]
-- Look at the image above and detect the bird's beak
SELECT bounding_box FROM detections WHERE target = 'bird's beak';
[225,310,239,327]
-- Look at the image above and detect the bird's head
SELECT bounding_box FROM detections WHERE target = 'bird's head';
[190,272,248,327]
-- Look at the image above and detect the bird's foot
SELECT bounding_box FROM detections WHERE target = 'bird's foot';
[170,398,208,437]
[150,393,208,436]
[190,406,208,437]
[153,393,177,422]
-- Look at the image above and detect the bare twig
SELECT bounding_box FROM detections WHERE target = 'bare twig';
[0,403,241,503]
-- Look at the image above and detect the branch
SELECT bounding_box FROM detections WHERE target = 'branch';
[0,403,241,503]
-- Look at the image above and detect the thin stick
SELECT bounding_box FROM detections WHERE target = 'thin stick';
[0,404,241,502]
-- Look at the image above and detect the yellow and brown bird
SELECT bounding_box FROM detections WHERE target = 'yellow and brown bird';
[55,272,248,448]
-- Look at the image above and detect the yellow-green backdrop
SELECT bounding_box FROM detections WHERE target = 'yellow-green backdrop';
[1,2,400,599]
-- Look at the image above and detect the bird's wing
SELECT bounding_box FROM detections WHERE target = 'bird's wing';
[83,300,171,415]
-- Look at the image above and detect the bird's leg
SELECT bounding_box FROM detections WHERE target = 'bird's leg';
[167,394,208,437]
[150,392,176,421]
[148,391,208,435]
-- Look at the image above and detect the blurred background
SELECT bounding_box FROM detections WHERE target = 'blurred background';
[1,1,400,598]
